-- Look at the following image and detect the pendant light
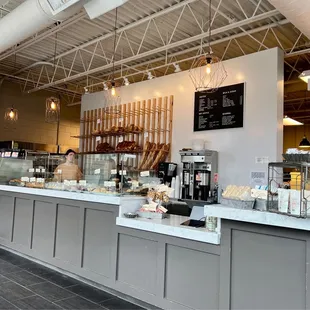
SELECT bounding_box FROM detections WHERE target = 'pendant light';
[104,8,121,115]
[299,135,310,148]
[299,125,310,148]
[283,116,303,126]
[189,0,227,92]
[4,107,18,123]
[45,97,60,123]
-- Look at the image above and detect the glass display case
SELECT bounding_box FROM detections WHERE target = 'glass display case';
[0,150,158,196]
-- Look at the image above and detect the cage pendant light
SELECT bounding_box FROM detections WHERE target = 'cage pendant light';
[45,97,60,123]
[104,7,121,115]
[4,107,18,123]
[189,0,227,93]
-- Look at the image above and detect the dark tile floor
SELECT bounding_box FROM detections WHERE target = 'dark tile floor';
[0,249,146,310]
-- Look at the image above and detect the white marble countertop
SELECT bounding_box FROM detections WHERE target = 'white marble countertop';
[204,204,310,231]
[0,185,144,205]
[116,215,220,244]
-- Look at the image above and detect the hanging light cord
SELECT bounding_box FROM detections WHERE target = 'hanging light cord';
[208,0,212,54]
[54,32,58,68]
[112,8,118,82]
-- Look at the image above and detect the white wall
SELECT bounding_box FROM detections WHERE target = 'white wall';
[81,48,284,187]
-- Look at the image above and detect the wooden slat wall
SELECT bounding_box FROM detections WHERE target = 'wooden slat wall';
[79,95,174,168]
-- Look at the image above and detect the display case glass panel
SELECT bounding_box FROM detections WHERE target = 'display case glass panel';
[1,150,158,196]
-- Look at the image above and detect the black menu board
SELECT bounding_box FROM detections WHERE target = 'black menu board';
[193,83,244,131]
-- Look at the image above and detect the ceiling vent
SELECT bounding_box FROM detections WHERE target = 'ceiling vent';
[47,0,81,15]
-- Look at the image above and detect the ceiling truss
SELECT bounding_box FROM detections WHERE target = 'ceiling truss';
[0,0,309,110]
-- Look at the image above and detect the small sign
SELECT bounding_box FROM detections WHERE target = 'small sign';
[110,181,116,187]
[21,177,29,182]
[57,169,62,174]
[119,170,127,176]
[255,156,269,164]
[35,168,40,173]
[11,152,18,158]
[97,118,101,124]
[111,169,117,175]
[94,169,100,175]
[69,180,77,186]
[29,168,35,173]
[30,177,36,183]
[140,171,150,177]
[79,180,87,186]
[96,136,101,142]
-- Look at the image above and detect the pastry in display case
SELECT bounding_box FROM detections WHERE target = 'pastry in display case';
[2,150,159,196]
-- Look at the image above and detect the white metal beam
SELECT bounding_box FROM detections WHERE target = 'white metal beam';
[26,10,281,93]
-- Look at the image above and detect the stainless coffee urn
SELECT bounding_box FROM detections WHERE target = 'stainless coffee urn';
[180,150,218,202]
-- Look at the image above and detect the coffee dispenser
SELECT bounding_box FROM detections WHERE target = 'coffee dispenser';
[180,150,218,202]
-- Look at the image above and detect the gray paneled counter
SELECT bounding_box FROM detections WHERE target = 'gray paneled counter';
[1,185,310,310]
[0,186,221,310]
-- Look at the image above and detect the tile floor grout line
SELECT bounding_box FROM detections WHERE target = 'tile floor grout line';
[0,252,146,310]
[0,295,22,310]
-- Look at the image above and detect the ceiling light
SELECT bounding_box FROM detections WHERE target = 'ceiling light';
[4,107,18,123]
[188,0,227,92]
[45,97,60,123]
[84,87,89,94]
[147,71,154,80]
[173,63,181,73]
[111,81,116,96]
[299,70,310,90]
[124,77,130,86]
[283,116,303,126]
[299,136,310,148]
[103,83,108,91]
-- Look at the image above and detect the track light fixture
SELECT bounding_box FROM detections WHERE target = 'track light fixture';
[173,63,181,73]
[147,71,154,80]
[124,77,130,86]
[103,83,108,91]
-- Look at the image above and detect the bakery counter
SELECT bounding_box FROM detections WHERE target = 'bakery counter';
[204,204,310,310]
[116,215,220,244]
[204,204,310,231]
[0,187,222,310]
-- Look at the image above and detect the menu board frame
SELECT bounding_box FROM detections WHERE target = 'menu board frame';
[193,83,245,132]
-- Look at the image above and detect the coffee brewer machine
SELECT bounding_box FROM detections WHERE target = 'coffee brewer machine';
[180,150,218,202]
[158,162,177,186]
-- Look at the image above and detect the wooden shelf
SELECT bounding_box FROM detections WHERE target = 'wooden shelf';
[78,150,143,155]
[80,107,172,123]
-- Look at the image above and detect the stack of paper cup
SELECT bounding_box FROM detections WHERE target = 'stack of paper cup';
[175,175,180,199]
[170,177,176,198]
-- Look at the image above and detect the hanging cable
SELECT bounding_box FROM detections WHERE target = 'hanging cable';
[112,7,118,82]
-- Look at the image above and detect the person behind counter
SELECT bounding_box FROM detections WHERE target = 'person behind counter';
[54,149,82,182]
